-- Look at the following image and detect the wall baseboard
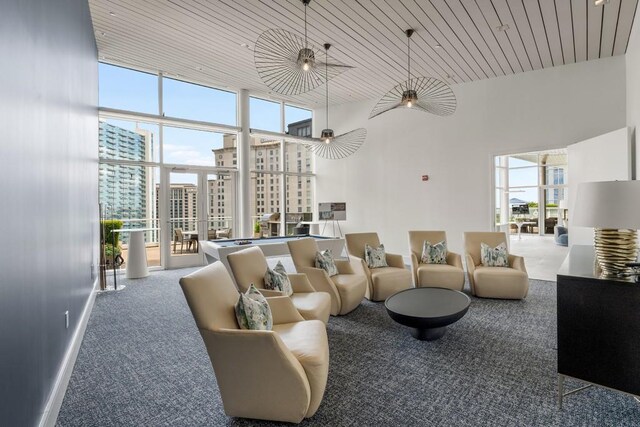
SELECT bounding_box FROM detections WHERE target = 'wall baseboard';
[38,278,99,427]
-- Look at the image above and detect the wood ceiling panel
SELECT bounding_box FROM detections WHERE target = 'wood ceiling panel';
[587,0,604,60]
[613,0,639,55]
[572,0,589,62]
[555,0,576,64]
[600,0,622,57]
[444,0,508,77]
[430,0,499,78]
[471,0,525,73]
[510,0,546,69]
[539,0,565,66]
[491,0,534,72]
[88,0,639,109]
[460,0,516,74]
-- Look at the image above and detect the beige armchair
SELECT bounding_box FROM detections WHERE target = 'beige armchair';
[287,238,366,316]
[408,230,465,291]
[227,246,331,324]
[179,262,329,423]
[463,231,529,299]
[344,232,413,301]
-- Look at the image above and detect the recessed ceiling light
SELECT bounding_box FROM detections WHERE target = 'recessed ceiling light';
[240,43,250,48]
[496,24,510,32]
[594,0,609,5]
[196,66,202,71]
[109,11,116,16]
[434,43,442,49]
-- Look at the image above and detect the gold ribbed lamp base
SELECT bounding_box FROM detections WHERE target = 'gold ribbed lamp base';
[594,228,638,277]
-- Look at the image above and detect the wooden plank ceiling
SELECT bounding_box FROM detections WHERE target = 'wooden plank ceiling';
[90,0,638,109]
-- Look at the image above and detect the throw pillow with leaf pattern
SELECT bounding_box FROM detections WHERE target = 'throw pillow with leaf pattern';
[315,249,339,276]
[234,284,273,330]
[421,240,447,264]
[365,243,388,268]
[264,261,293,296]
[480,242,509,267]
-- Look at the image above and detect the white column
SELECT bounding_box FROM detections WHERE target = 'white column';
[238,89,251,238]
[500,156,509,228]
[279,101,286,235]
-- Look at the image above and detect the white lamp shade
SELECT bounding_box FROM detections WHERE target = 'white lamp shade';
[558,199,568,210]
[572,180,640,229]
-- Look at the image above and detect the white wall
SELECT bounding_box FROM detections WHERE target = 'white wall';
[315,56,626,256]
[567,128,633,246]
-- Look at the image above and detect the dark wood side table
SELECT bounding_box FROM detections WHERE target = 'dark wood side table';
[557,245,640,407]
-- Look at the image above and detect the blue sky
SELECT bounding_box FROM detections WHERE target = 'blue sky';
[99,63,312,168]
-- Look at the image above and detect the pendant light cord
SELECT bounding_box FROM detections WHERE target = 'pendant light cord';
[326,48,329,129]
[407,35,411,81]
[304,3,308,48]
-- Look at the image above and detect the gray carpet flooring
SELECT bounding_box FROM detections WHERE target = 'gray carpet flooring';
[57,267,640,426]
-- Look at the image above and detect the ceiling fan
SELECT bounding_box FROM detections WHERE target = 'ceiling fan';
[369,29,457,119]
[253,0,353,96]
[304,43,366,160]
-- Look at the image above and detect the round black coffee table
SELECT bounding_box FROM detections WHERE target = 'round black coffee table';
[385,287,470,341]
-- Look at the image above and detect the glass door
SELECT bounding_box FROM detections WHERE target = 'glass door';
[161,167,237,269]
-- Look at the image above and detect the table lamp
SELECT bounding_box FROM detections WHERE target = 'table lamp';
[573,180,640,277]
[557,199,568,227]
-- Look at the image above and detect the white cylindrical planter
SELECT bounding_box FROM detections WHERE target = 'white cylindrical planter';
[126,230,149,279]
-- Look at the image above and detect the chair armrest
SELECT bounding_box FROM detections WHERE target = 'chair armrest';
[465,254,477,291]
[200,328,311,422]
[386,253,406,269]
[298,266,341,314]
[287,273,315,293]
[266,296,305,324]
[447,251,463,269]
[258,289,285,297]
[509,254,528,274]
[334,259,355,274]
[410,253,419,286]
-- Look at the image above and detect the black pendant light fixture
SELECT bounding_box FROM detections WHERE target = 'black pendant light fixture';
[305,43,366,159]
[369,29,457,119]
[254,0,353,96]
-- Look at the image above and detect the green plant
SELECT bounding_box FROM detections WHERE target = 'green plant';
[527,202,538,208]
[103,243,121,258]
[254,221,261,233]
[101,219,124,246]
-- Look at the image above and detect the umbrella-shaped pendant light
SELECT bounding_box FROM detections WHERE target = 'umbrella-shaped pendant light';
[369,29,457,119]
[254,0,353,96]
[305,43,366,159]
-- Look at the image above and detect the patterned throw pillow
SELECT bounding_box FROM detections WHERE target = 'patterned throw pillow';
[365,243,388,269]
[234,284,273,330]
[315,249,339,276]
[421,240,447,264]
[480,242,509,267]
[264,261,293,296]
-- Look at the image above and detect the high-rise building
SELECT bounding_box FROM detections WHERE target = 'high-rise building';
[99,121,155,234]
[210,118,313,233]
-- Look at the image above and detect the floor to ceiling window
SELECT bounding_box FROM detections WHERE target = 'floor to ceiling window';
[98,63,315,270]
[98,63,240,269]
[249,97,314,236]
[494,149,567,237]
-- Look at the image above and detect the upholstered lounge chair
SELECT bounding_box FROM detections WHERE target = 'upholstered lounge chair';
[408,230,465,291]
[287,238,366,316]
[344,232,413,301]
[227,246,331,324]
[179,262,329,424]
[463,231,529,300]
